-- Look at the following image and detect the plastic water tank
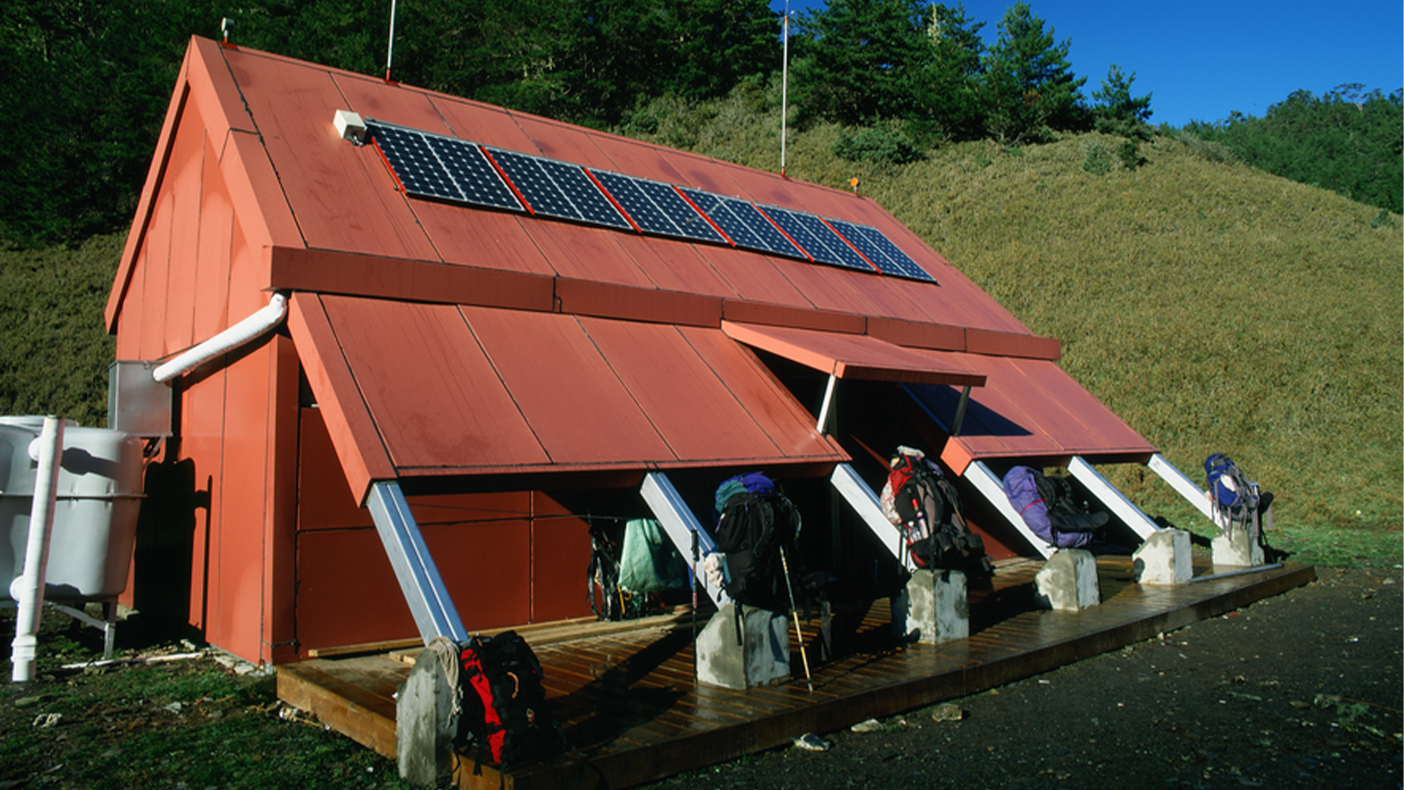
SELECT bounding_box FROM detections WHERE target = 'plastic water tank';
[1,417,144,600]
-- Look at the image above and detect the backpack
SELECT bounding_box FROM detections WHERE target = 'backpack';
[711,473,800,610]
[1002,466,1108,549]
[457,631,564,768]
[882,449,989,573]
[1204,453,1259,537]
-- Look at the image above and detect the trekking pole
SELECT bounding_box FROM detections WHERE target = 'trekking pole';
[778,545,813,693]
[691,526,699,675]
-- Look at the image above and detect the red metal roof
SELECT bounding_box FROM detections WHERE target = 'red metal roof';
[109,37,1157,497]
[917,354,1157,474]
[721,321,986,388]
[288,293,846,499]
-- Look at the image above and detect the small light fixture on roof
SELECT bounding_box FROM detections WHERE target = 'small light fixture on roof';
[333,110,367,145]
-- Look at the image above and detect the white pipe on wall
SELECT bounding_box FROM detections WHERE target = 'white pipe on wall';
[10,416,64,682]
[152,292,289,383]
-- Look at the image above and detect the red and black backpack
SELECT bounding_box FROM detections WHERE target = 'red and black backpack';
[457,631,565,770]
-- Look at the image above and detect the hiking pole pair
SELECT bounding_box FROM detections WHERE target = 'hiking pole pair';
[778,545,813,693]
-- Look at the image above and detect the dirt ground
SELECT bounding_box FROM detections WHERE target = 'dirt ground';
[645,566,1403,790]
[3,566,1400,789]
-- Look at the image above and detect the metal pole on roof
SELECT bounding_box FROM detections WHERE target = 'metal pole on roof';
[385,0,398,82]
[780,5,789,178]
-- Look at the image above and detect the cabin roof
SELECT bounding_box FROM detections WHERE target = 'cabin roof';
[109,37,1156,500]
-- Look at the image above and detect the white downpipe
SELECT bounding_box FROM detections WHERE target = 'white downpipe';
[10,416,64,682]
[152,292,288,383]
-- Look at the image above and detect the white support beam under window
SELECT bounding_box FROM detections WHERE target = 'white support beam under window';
[640,472,730,608]
[828,463,909,570]
[1147,453,1214,520]
[963,461,1055,559]
[1067,456,1159,540]
[366,481,468,644]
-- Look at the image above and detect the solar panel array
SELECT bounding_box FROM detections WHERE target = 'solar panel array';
[366,119,936,283]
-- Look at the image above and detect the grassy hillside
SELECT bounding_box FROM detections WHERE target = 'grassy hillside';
[0,233,120,427]
[633,89,1402,564]
[2,94,1398,566]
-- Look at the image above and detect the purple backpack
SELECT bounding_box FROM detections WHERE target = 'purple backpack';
[1002,466,1092,549]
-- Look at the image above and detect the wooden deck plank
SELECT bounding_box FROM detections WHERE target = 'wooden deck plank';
[277,558,1316,790]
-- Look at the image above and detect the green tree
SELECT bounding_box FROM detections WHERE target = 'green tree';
[909,2,986,142]
[979,1,1086,143]
[0,0,211,248]
[791,0,934,124]
[1185,85,1402,214]
[1091,63,1152,138]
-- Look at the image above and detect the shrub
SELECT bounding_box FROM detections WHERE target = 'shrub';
[1082,140,1112,175]
[832,123,924,165]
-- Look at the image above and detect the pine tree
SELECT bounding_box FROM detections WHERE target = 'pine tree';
[1091,64,1152,139]
[910,2,986,142]
[791,0,933,124]
[980,2,1086,144]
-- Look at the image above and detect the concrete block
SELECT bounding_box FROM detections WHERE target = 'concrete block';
[1033,549,1100,611]
[696,602,790,689]
[1212,519,1265,567]
[1132,529,1193,585]
[891,569,969,644]
[397,647,458,787]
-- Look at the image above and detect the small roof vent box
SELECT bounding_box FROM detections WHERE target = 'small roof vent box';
[333,110,366,144]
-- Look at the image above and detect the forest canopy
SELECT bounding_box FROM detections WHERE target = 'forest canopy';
[0,0,1397,248]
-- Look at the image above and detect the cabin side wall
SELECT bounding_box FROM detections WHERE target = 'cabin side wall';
[115,95,298,667]
[294,407,595,656]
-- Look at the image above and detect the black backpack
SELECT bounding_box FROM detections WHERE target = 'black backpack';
[1033,472,1109,536]
[712,477,801,610]
[457,631,565,770]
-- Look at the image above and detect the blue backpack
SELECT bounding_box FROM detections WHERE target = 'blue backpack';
[1204,454,1259,536]
[1204,454,1253,510]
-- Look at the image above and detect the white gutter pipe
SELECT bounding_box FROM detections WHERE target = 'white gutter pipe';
[152,292,289,383]
[10,416,64,682]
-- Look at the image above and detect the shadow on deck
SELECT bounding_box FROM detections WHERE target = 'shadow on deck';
[277,557,1316,789]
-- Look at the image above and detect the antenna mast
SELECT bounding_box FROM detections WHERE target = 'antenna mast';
[780,5,789,177]
[385,0,398,82]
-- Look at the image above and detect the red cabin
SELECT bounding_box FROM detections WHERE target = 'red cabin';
[107,38,1162,667]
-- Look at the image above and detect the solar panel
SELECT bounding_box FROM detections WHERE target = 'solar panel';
[486,148,586,221]
[761,206,874,272]
[589,171,667,233]
[678,188,804,259]
[631,179,726,243]
[368,123,463,201]
[827,219,936,282]
[423,135,522,211]
[538,160,631,229]
[365,119,936,283]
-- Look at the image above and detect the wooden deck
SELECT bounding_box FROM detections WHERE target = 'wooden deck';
[277,557,1315,789]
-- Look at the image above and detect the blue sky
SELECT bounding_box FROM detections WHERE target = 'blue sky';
[770,0,1403,127]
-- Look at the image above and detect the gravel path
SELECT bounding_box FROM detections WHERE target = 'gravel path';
[645,566,1403,790]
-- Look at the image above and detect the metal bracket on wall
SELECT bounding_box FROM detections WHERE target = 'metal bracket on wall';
[640,472,730,608]
[1067,456,1159,540]
[366,481,468,644]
